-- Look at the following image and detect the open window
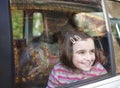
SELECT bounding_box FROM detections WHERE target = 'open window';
[9,0,116,88]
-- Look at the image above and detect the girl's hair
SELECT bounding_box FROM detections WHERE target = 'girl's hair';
[59,29,95,69]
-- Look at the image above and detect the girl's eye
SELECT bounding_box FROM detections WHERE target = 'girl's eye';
[77,51,85,54]
[90,50,95,53]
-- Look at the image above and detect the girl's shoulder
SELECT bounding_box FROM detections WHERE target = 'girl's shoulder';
[53,62,63,68]
[53,62,67,70]
[95,62,105,69]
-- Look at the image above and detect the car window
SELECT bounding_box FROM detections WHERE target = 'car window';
[10,0,114,88]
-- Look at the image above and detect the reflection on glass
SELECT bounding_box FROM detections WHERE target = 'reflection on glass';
[33,13,43,36]
[110,18,120,73]
[73,12,106,37]
[107,0,120,74]
[11,10,23,39]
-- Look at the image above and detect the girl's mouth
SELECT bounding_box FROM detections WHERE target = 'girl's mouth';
[81,61,93,67]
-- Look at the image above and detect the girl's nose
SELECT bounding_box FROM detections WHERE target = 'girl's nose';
[85,53,92,61]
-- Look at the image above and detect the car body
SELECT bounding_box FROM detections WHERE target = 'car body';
[0,0,120,88]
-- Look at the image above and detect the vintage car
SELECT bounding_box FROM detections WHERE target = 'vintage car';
[0,0,120,88]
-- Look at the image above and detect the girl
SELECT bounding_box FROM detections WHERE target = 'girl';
[46,29,107,88]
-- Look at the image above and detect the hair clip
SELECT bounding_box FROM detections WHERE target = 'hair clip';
[70,37,76,44]
[74,35,81,40]
[70,35,81,44]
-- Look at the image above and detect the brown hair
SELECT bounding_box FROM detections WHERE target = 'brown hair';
[59,29,95,69]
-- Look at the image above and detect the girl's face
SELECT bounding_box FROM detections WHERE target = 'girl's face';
[72,38,95,71]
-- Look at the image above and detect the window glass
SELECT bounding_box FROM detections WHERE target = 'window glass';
[11,9,23,39]
[33,13,43,36]
[107,0,120,74]
[10,0,112,88]
[110,19,120,74]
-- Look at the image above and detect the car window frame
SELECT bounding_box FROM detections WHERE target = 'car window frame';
[0,0,117,88]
